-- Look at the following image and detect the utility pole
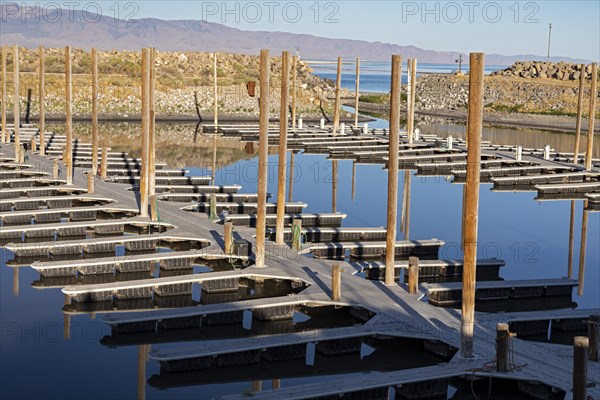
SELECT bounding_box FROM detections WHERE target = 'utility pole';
[547,23,552,62]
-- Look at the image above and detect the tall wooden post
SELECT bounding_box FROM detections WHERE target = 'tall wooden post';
[406,59,412,141]
[354,58,360,127]
[13,45,20,163]
[64,46,73,184]
[496,323,509,372]
[213,52,218,128]
[256,49,270,268]
[291,56,297,129]
[140,48,150,217]
[91,48,98,174]
[577,201,588,296]
[584,63,597,171]
[568,200,576,278]
[408,256,419,294]
[573,336,588,400]
[149,48,156,196]
[385,55,402,286]
[87,172,95,194]
[1,46,6,143]
[408,59,417,144]
[211,135,217,185]
[573,64,586,164]
[331,262,341,301]
[37,47,46,155]
[137,344,149,400]
[100,147,108,179]
[332,57,342,134]
[589,315,600,362]
[224,222,233,254]
[276,51,290,245]
[460,53,485,359]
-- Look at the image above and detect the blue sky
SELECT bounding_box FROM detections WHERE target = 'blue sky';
[15,1,600,60]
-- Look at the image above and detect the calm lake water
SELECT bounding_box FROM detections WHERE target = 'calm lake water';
[1,114,598,399]
[312,61,505,93]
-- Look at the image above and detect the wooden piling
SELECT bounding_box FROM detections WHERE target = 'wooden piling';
[256,49,270,269]
[87,172,94,194]
[496,323,509,372]
[13,45,20,163]
[140,48,150,218]
[272,380,281,390]
[331,262,341,301]
[149,48,156,196]
[577,201,588,296]
[291,56,297,129]
[584,63,597,171]
[39,46,45,155]
[30,136,36,153]
[332,56,342,135]
[573,64,585,164]
[251,381,262,393]
[408,59,417,144]
[589,315,600,361]
[149,195,158,222]
[53,159,58,179]
[292,218,302,250]
[408,256,419,294]
[1,46,6,143]
[224,222,233,254]
[209,193,217,219]
[568,200,575,278]
[91,48,98,174]
[573,336,588,400]
[100,147,108,179]
[64,46,73,184]
[460,53,485,359]
[276,51,290,245]
[407,59,412,142]
[385,54,402,286]
[354,58,360,127]
[137,344,149,400]
[213,53,218,128]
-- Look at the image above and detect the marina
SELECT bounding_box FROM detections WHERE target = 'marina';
[1,30,599,400]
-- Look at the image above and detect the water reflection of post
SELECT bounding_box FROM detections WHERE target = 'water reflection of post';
[137,344,150,400]
[211,135,218,185]
[63,295,71,339]
[568,200,576,278]
[332,160,338,212]
[403,171,412,240]
[12,267,19,296]
[351,161,356,200]
[287,151,295,202]
[577,200,588,296]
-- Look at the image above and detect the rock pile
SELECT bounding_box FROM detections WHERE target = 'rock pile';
[491,61,594,81]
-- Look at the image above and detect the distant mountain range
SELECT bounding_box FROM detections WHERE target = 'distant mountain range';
[0,4,592,65]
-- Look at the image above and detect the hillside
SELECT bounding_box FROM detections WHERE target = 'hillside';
[0,4,592,65]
